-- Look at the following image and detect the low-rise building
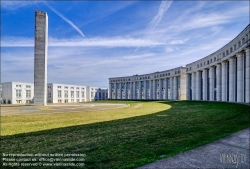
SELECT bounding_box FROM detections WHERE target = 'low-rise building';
[1,82,34,104]
[47,83,108,103]
[1,82,108,104]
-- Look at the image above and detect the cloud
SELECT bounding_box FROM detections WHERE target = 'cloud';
[147,0,173,31]
[1,1,39,10]
[165,47,179,53]
[122,53,155,59]
[169,39,189,45]
[43,2,85,37]
[133,1,172,53]
[1,36,165,47]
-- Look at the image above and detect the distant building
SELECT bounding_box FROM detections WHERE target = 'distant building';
[1,82,34,104]
[1,82,108,104]
[109,67,186,100]
[47,83,108,103]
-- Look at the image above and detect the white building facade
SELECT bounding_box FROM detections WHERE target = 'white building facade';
[1,82,34,104]
[1,82,108,104]
[47,83,108,103]
[186,24,250,103]
[109,67,186,100]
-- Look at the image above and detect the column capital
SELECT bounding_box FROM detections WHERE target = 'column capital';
[236,52,243,57]
[244,47,250,52]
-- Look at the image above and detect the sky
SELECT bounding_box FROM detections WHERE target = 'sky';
[1,1,249,88]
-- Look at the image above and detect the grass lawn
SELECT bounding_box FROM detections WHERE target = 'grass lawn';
[1,100,249,169]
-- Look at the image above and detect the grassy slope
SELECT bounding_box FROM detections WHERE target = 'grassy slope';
[1,101,249,169]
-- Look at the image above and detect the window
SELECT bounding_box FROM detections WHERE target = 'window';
[76,91,79,98]
[16,90,22,97]
[91,92,93,98]
[26,85,31,88]
[71,91,74,98]
[76,87,79,90]
[71,87,74,89]
[82,91,85,98]
[16,85,21,88]
[64,91,68,98]
[58,90,62,98]
[64,86,68,89]
[26,90,31,98]
[242,38,245,44]
[48,92,51,98]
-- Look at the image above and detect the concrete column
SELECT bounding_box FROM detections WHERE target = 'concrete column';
[229,57,236,102]
[246,48,250,103]
[114,83,117,99]
[165,79,168,100]
[169,77,172,100]
[237,53,243,102]
[196,71,201,100]
[221,62,227,101]
[202,69,207,101]
[144,81,147,99]
[216,64,222,101]
[153,80,156,100]
[191,72,196,100]
[34,11,48,106]
[125,82,127,99]
[149,81,152,100]
[132,82,136,100]
[139,81,142,100]
[130,82,133,99]
[209,66,215,101]
[186,74,190,100]
[159,79,162,100]
[109,83,112,99]
[120,83,122,100]
[173,77,177,100]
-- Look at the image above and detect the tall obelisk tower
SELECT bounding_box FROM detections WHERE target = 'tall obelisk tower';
[34,11,48,106]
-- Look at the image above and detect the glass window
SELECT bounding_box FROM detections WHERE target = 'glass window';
[58,90,62,98]
[16,90,21,97]
[26,90,31,98]
[71,91,74,98]
[64,91,68,98]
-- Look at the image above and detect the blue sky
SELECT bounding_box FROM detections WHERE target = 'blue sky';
[1,1,249,88]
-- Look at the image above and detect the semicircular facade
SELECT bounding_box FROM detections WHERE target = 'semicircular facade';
[109,24,250,103]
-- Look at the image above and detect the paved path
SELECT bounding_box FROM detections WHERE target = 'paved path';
[137,127,249,169]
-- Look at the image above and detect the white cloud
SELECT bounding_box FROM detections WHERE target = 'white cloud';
[43,2,85,38]
[1,1,39,10]
[122,53,155,59]
[169,39,189,45]
[165,47,179,53]
[1,36,165,47]
[147,0,173,31]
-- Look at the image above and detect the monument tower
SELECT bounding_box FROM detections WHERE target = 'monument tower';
[34,11,48,106]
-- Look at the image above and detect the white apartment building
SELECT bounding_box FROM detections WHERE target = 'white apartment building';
[47,83,108,103]
[0,82,108,104]
[186,24,250,103]
[1,82,34,104]
[109,67,186,100]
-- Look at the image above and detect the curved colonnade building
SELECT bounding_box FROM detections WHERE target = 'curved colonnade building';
[109,24,250,103]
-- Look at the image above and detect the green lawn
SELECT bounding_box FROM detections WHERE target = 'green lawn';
[1,101,249,169]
